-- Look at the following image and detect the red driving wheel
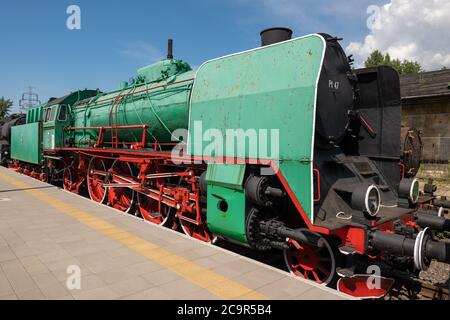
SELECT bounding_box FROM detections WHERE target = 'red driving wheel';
[87,157,108,204]
[284,229,336,285]
[138,193,172,225]
[107,160,135,213]
[178,212,216,243]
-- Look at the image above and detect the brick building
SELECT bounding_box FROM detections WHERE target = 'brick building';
[401,69,450,162]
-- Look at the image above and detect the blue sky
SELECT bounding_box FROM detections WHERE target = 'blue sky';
[1,0,388,113]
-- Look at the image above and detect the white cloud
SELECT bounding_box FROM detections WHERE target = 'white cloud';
[346,0,450,70]
[120,41,164,64]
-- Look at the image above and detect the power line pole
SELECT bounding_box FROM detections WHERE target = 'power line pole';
[19,86,41,112]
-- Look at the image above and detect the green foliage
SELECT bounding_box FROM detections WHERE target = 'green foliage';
[0,97,13,120]
[364,50,423,74]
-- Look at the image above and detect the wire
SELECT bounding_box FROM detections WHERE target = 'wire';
[336,211,352,220]
[380,204,398,208]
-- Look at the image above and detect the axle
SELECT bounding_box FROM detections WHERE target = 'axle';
[258,220,324,248]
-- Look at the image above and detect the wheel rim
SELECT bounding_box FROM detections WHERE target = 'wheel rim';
[283,229,336,285]
[39,172,47,182]
[137,192,172,225]
[179,213,216,243]
[108,160,135,213]
[63,167,73,192]
[87,158,108,204]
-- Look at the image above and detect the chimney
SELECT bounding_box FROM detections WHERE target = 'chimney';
[167,39,173,59]
[260,27,293,46]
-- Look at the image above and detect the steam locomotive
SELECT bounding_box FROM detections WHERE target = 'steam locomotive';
[2,28,449,298]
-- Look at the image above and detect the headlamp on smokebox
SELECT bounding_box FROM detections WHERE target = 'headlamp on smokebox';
[398,178,419,208]
[351,184,381,224]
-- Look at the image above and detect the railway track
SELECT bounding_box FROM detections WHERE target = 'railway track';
[386,277,449,300]
[415,280,449,300]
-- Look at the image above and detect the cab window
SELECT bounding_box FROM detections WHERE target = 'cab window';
[44,108,50,122]
[58,105,67,121]
[44,106,57,123]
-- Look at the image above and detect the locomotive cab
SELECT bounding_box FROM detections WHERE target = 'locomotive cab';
[41,90,98,150]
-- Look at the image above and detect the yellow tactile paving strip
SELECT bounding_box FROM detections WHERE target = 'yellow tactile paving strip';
[0,171,268,300]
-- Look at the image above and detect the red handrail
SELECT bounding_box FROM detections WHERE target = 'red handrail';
[65,125,148,149]
[398,163,405,179]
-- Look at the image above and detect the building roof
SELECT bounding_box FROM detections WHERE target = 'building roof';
[400,69,450,100]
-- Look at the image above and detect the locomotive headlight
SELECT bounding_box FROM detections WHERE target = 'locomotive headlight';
[399,178,420,204]
[365,185,381,216]
[410,179,419,203]
[351,184,381,218]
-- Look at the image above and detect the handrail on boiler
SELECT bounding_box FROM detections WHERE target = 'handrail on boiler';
[64,125,148,149]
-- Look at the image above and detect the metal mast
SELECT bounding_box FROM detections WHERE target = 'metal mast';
[19,86,41,112]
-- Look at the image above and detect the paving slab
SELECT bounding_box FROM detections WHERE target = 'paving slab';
[0,167,352,300]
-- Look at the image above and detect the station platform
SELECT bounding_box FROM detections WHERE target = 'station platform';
[0,167,351,300]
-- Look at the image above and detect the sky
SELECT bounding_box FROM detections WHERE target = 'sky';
[1,0,449,113]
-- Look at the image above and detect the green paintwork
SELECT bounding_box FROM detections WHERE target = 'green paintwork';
[189,35,325,221]
[70,59,194,146]
[26,105,44,123]
[278,160,313,217]
[206,163,248,244]
[11,122,42,165]
[137,59,191,84]
[188,35,324,162]
[205,162,245,190]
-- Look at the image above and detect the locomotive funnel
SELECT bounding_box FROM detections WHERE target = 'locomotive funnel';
[167,39,173,59]
[260,27,293,46]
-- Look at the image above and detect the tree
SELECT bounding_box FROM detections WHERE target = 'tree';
[364,50,423,74]
[0,97,13,120]
[364,50,384,67]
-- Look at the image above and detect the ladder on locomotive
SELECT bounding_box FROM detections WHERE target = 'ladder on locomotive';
[109,95,124,149]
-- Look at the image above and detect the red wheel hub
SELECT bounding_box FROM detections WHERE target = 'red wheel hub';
[108,161,135,213]
[284,231,336,285]
[63,167,76,193]
[87,158,108,203]
[138,193,171,225]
